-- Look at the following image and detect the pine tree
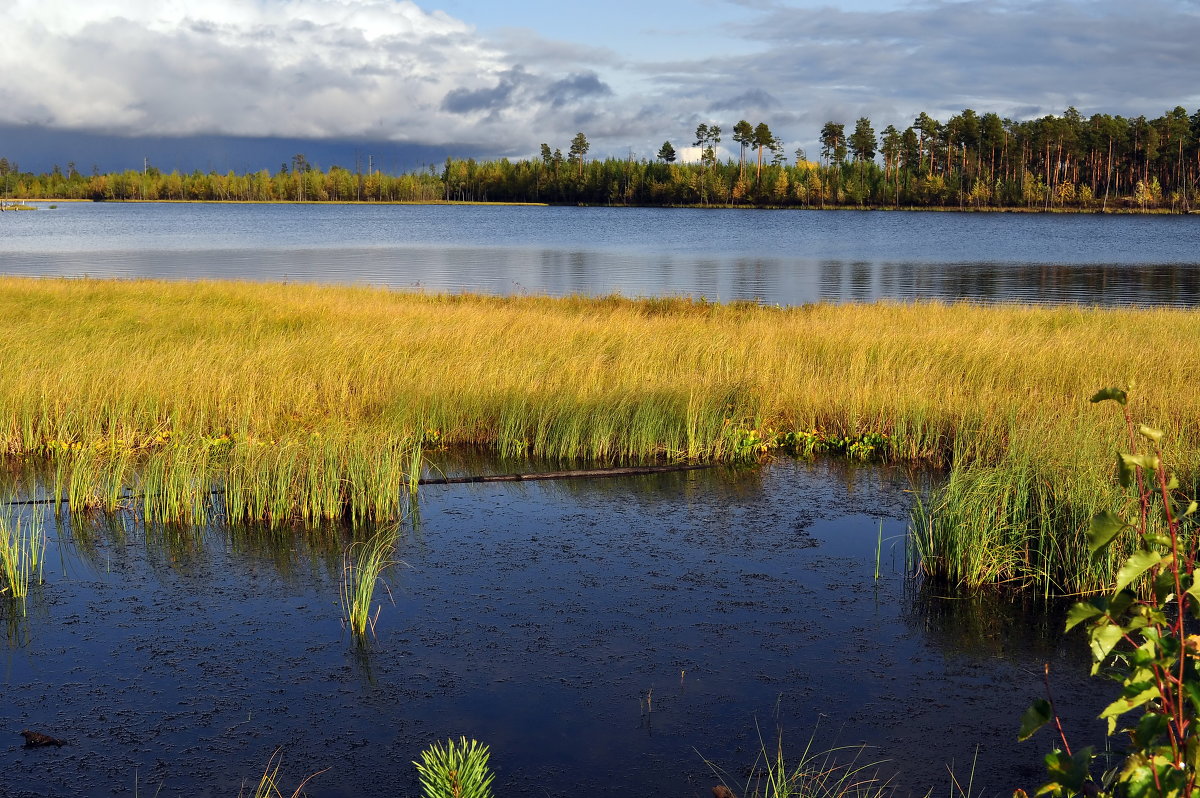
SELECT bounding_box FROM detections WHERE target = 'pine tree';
[568,132,590,178]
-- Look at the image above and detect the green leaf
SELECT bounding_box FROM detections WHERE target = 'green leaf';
[1091,387,1128,406]
[1065,602,1104,632]
[1131,712,1169,748]
[1114,550,1164,594]
[1124,615,1151,633]
[1184,501,1198,518]
[1119,756,1158,798]
[1040,747,1096,795]
[1186,571,1200,605]
[1185,678,1200,715]
[1109,590,1136,619]
[1138,425,1163,444]
[1154,569,1176,603]
[1100,685,1161,735]
[1088,511,1127,556]
[1117,452,1134,488]
[1018,698,1052,741]
[1121,452,1160,474]
[1089,622,1125,662]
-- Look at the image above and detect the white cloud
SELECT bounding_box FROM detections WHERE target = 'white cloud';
[0,0,568,145]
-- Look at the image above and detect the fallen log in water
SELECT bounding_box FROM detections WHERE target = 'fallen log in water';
[419,463,713,485]
[2,464,714,508]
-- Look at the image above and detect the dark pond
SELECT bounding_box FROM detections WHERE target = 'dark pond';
[3,458,1102,798]
[2,202,1199,306]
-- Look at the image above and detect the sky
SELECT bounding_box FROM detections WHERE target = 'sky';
[2,0,1198,173]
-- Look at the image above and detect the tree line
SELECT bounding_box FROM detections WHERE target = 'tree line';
[4,105,1200,211]
[0,154,445,204]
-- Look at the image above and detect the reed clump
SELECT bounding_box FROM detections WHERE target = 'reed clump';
[1,277,1198,590]
[37,432,419,525]
[0,512,46,611]
[702,725,892,798]
[340,527,400,638]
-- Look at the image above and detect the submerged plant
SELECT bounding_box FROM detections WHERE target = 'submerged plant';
[339,527,400,639]
[1020,387,1200,798]
[0,512,46,612]
[414,737,496,798]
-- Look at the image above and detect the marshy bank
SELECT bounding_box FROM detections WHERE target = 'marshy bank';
[2,277,1199,592]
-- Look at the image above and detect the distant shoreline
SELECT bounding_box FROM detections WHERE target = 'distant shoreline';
[8,198,550,207]
[6,198,1193,214]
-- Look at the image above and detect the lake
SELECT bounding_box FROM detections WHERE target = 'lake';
[0,204,1136,797]
[2,458,1099,798]
[2,202,1199,306]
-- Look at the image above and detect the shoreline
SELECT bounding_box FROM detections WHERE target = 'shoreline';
[6,197,1194,214]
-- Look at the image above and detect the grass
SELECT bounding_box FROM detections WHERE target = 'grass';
[1,277,1198,591]
[0,511,46,612]
[340,527,400,638]
[239,748,326,798]
[702,724,892,798]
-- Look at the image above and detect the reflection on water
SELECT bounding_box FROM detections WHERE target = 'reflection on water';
[820,259,1200,307]
[41,505,364,587]
[6,247,1200,307]
[2,203,1197,306]
[905,582,1082,662]
[1,458,1100,798]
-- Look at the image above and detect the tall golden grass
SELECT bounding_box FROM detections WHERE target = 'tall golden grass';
[1,277,1197,590]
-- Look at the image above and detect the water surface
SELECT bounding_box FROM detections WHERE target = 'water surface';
[2,203,1198,306]
[3,459,1100,798]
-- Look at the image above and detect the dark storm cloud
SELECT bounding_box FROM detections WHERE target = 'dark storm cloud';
[0,124,519,174]
[540,73,613,107]
[441,67,532,114]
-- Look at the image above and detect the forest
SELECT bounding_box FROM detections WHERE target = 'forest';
[3,105,1199,211]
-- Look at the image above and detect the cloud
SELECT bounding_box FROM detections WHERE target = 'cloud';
[0,0,624,154]
[713,0,1200,122]
[2,0,1198,169]
[441,67,532,115]
[621,0,1200,160]
[487,27,619,68]
[708,89,780,113]
[541,73,613,107]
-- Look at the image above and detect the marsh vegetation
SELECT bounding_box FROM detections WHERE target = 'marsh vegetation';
[2,276,1197,594]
